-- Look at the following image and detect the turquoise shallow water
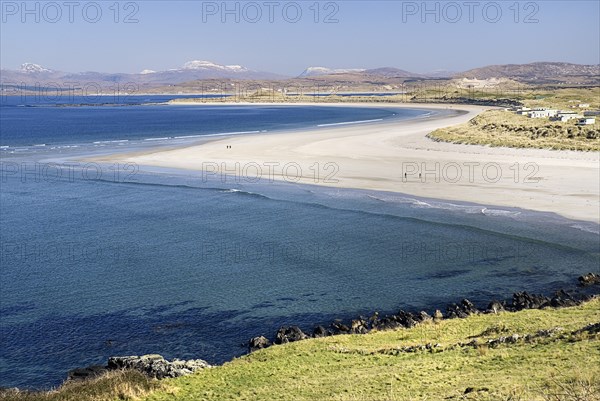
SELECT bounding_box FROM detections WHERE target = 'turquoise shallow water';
[1,99,598,389]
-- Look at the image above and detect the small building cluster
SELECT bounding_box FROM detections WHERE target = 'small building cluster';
[512,107,597,126]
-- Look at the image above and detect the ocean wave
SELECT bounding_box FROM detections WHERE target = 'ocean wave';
[570,224,600,235]
[366,194,522,218]
[481,208,522,217]
[93,140,130,144]
[317,118,383,127]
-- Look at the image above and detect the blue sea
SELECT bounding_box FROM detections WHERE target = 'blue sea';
[1,96,599,389]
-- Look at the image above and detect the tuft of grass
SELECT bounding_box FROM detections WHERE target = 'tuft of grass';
[0,370,167,401]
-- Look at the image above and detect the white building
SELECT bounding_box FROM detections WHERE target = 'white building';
[578,103,590,108]
[528,108,558,118]
[514,107,531,115]
[551,112,583,122]
[577,118,596,126]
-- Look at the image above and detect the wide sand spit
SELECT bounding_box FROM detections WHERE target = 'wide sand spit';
[93,102,600,223]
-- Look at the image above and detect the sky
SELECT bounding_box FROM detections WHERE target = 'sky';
[1,0,599,75]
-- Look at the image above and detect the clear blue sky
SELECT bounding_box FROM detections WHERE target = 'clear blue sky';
[1,0,599,75]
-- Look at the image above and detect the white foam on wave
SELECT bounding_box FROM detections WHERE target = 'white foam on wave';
[481,208,522,217]
[366,193,523,218]
[174,134,205,139]
[317,118,383,127]
[93,140,130,144]
[570,224,600,235]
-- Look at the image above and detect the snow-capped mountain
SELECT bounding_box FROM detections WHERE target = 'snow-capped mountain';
[20,63,53,73]
[298,67,366,77]
[181,60,249,73]
[1,60,286,87]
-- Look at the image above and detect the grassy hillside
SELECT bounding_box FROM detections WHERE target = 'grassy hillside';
[6,299,599,401]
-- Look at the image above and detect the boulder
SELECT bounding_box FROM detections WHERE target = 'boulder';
[248,336,271,352]
[350,318,369,334]
[445,299,479,319]
[487,300,505,314]
[578,273,600,286]
[312,325,332,338]
[274,326,307,344]
[396,310,419,328]
[416,311,433,323]
[550,290,578,308]
[433,309,444,322]
[331,320,351,334]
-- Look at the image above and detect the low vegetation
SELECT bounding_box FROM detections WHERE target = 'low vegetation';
[0,371,166,401]
[5,299,599,401]
[429,109,600,151]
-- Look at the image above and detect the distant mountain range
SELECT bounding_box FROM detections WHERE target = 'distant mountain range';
[1,61,598,91]
[0,61,286,88]
[458,62,600,84]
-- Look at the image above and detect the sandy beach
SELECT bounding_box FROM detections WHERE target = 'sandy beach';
[95,103,600,223]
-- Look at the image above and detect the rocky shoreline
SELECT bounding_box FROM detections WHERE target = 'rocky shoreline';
[247,273,600,352]
[9,273,600,390]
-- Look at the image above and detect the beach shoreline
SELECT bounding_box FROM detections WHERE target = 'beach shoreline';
[89,102,600,223]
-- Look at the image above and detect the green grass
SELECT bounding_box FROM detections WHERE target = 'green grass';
[142,300,600,401]
[5,300,599,401]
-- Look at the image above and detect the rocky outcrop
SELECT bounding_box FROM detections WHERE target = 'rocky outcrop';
[487,300,505,314]
[68,354,211,382]
[274,326,308,344]
[445,299,479,319]
[107,355,211,379]
[246,275,598,355]
[312,325,332,338]
[510,292,550,310]
[248,336,271,351]
[579,273,600,286]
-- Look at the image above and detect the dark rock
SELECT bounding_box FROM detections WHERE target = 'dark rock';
[67,365,107,382]
[396,310,419,328]
[578,273,600,286]
[274,326,307,344]
[550,290,579,308]
[574,322,600,335]
[370,316,392,331]
[312,325,332,338]
[487,300,505,314]
[511,292,550,310]
[107,355,210,379]
[368,312,380,327]
[416,311,433,323]
[248,336,271,352]
[445,299,479,319]
[331,320,351,334]
[351,318,369,334]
